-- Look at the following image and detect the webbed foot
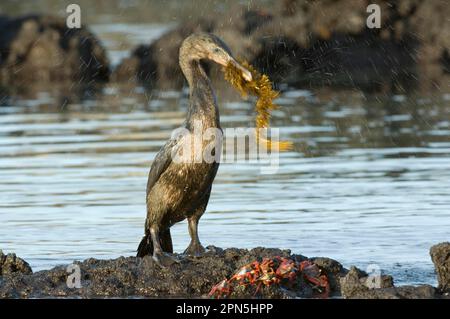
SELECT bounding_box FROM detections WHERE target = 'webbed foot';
[183,242,206,257]
[152,251,180,267]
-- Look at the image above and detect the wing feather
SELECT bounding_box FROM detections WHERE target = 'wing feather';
[146,137,180,193]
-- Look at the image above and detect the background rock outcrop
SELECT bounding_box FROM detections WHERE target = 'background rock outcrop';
[0,15,110,86]
[113,0,450,92]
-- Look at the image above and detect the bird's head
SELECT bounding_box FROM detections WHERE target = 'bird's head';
[180,32,252,82]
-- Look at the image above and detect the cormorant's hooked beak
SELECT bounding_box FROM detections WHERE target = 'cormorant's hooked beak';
[211,51,253,82]
[207,45,253,82]
[229,58,253,82]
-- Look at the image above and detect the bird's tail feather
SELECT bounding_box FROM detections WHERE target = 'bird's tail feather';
[137,233,153,257]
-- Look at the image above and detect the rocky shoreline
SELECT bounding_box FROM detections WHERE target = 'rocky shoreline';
[113,0,450,92]
[0,14,109,86]
[1,1,449,94]
[1,243,449,299]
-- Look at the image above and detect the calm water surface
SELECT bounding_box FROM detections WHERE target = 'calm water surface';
[0,24,449,286]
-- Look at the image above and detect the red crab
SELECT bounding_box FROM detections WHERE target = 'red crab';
[229,261,260,284]
[300,261,330,297]
[208,279,231,298]
[208,256,330,299]
[275,257,298,285]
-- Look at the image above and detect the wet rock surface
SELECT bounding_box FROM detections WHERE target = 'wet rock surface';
[114,0,450,92]
[0,250,32,276]
[1,243,449,299]
[430,242,450,293]
[0,15,110,86]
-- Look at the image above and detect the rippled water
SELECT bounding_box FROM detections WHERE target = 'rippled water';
[1,86,449,286]
[1,23,449,286]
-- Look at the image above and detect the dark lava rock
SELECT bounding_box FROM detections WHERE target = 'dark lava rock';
[430,242,450,293]
[0,15,110,85]
[340,266,392,298]
[113,0,450,92]
[340,266,440,299]
[2,244,449,299]
[0,250,32,276]
[0,246,330,298]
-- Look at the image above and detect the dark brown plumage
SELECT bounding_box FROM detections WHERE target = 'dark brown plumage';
[137,33,252,266]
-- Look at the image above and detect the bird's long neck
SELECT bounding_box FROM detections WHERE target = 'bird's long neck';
[180,59,220,129]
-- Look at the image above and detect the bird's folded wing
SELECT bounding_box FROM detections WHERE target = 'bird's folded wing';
[146,137,181,193]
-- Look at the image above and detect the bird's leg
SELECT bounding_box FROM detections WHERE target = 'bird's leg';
[184,216,205,257]
[160,228,173,253]
[150,227,179,267]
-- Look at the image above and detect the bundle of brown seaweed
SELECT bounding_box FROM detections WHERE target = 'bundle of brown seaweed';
[223,60,293,151]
